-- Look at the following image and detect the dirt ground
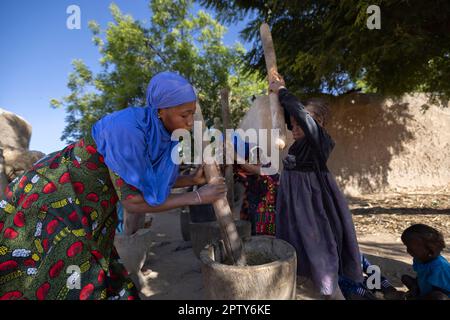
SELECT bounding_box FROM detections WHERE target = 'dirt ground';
[126,192,450,300]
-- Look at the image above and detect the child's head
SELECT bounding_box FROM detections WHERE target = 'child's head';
[249,146,268,165]
[401,224,446,263]
[290,98,330,140]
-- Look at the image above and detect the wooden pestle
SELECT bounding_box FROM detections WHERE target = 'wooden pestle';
[194,102,247,266]
[259,23,287,150]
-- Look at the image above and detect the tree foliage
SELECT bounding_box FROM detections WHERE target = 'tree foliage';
[201,0,450,104]
[52,0,266,142]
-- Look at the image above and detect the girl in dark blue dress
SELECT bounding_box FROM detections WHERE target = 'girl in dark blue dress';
[270,73,363,299]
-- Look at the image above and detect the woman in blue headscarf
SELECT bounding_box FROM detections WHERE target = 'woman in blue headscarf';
[0,71,226,300]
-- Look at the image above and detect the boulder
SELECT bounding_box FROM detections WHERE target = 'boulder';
[3,148,45,181]
[0,108,32,150]
[0,108,46,182]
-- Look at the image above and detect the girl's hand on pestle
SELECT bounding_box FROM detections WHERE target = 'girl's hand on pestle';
[268,71,286,94]
[196,179,227,204]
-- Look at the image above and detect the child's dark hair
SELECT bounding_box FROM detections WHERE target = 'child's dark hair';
[304,98,330,126]
[401,224,446,253]
[284,97,330,130]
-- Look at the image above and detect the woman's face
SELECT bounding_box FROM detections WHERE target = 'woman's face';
[159,101,197,132]
[290,116,305,140]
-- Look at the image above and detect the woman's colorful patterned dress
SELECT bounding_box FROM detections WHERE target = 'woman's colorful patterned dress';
[236,167,279,236]
[0,133,141,300]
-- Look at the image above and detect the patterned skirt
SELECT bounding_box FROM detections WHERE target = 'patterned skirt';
[237,170,279,236]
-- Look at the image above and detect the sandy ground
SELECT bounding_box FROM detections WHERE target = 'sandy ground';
[123,193,450,300]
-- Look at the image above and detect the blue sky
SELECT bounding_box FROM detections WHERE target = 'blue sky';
[0,0,250,154]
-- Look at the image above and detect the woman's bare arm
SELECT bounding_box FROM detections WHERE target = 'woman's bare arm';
[173,166,207,188]
[173,175,196,188]
[121,192,198,214]
[122,181,227,214]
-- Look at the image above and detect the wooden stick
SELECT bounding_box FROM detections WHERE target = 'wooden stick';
[195,102,247,266]
[220,88,236,218]
[260,23,287,150]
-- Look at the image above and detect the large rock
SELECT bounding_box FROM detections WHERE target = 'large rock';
[0,108,46,183]
[3,148,45,181]
[0,108,32,150]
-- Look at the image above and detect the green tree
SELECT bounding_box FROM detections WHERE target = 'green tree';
[201,0,450,104]
[52,0,266,143]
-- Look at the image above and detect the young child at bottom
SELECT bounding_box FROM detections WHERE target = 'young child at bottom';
[401,224,450,300]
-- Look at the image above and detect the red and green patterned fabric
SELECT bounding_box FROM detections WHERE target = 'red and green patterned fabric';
[236,167,279,236]
[0,133,141,300]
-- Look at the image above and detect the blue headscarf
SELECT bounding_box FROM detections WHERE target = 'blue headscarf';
[91,71,197,206]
